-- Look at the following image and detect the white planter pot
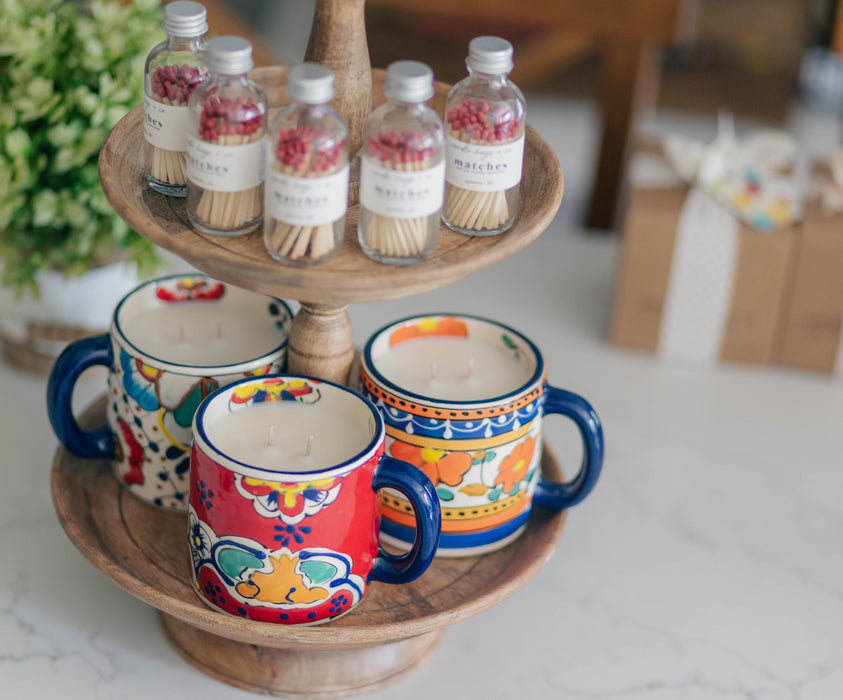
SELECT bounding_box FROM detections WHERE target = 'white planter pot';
[0,254,191,373]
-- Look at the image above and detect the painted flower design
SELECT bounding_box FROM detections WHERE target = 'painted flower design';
[188,508,214,567]
[390,441,473,488]
[231,378,318,406]
[191,520,365,620]
[115,416,146,485]
[156,277,225,302]
[234,475,341,524]
[246,363,275,377]
[388,316,468,346]
[494,436,538,494]
[120,348,160,411]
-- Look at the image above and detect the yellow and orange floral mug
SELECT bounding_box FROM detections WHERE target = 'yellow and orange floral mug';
[360,314,604,557]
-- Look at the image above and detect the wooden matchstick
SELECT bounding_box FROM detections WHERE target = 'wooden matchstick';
[361,131,437,261]
[443,99,522,234]
[190,95,264,233]
[264,125,346,265]
[145,64,205,192]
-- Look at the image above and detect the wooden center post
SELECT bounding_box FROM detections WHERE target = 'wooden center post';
[305,0,372,205]
[286,302,356,384]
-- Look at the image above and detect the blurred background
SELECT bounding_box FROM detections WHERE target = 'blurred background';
[206,0,843,232]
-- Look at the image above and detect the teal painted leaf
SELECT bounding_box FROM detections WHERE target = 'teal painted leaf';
[173,384,206,428]
[436,487,455,501]
[487,487,503,502]
[217,547,263,579]
[300,560,338,585]
[502,334,517,350]
[472,450,496,466]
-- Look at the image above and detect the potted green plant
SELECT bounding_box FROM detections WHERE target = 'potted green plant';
[0,0,165,371]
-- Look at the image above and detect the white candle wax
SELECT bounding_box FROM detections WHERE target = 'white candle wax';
[122,303,285,366]
[207,401,371,471]
[374,336,533,401]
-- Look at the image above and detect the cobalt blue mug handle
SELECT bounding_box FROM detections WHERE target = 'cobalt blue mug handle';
[532,386,604,510]
[369,455,441,584]
[46,333,115,459]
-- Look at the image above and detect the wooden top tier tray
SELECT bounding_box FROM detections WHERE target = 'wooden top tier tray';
[99,66,563,306]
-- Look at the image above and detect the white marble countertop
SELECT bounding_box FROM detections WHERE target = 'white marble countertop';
[3,228,843,700]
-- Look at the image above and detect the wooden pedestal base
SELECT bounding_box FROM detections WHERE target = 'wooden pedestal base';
[161,612,441,698]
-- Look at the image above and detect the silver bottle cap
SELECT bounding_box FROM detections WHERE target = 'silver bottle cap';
[162,1,208,37]
[286,63,335,104]
[467,36,514,74]
[205,36,254,75]
[385,61,434,102]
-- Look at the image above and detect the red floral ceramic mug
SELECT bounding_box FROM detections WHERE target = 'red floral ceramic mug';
[360,314,604,557]
[189,374,441,625]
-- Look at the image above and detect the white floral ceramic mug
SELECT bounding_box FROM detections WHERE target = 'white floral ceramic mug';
[47,274,293,510]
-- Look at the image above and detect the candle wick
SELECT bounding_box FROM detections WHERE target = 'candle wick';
[304,434,314,458]
[430,362,437,381]
[267,424,275,446]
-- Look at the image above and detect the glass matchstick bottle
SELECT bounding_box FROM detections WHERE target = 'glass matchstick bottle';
[264,63,349,266]
[358,61,445,265]
[442,36,526,236]
[186,36,267,236]
[143,1,208,197]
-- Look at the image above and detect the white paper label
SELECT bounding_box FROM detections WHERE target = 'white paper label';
[266,166,350,226]
[143,95,190,152]
[360,159,445,218]
[445,135,524,192]
[186,136,265,192]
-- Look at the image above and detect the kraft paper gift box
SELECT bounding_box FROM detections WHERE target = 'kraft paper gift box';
[777,150,843,374]
[610,131,802,366]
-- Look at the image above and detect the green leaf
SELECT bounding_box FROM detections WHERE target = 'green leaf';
[0,0,163,294]
[436,487,455,502]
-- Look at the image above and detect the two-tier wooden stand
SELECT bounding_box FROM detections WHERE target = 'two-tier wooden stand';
[51,1,566,696]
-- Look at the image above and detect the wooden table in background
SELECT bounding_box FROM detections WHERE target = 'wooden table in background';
[364,0,697,232]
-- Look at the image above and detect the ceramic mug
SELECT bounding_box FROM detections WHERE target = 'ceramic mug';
[360,313,604,557]
[47,274,293,510]
[188,374,441,625]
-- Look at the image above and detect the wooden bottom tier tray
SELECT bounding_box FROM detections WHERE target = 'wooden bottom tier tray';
[51,398,567,698]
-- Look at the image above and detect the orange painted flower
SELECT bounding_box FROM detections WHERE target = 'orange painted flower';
[494,436,537,494]
[389,317,468,346]
[390,441,472,488]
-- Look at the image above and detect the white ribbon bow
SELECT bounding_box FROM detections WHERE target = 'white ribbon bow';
[813,147,843,215]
